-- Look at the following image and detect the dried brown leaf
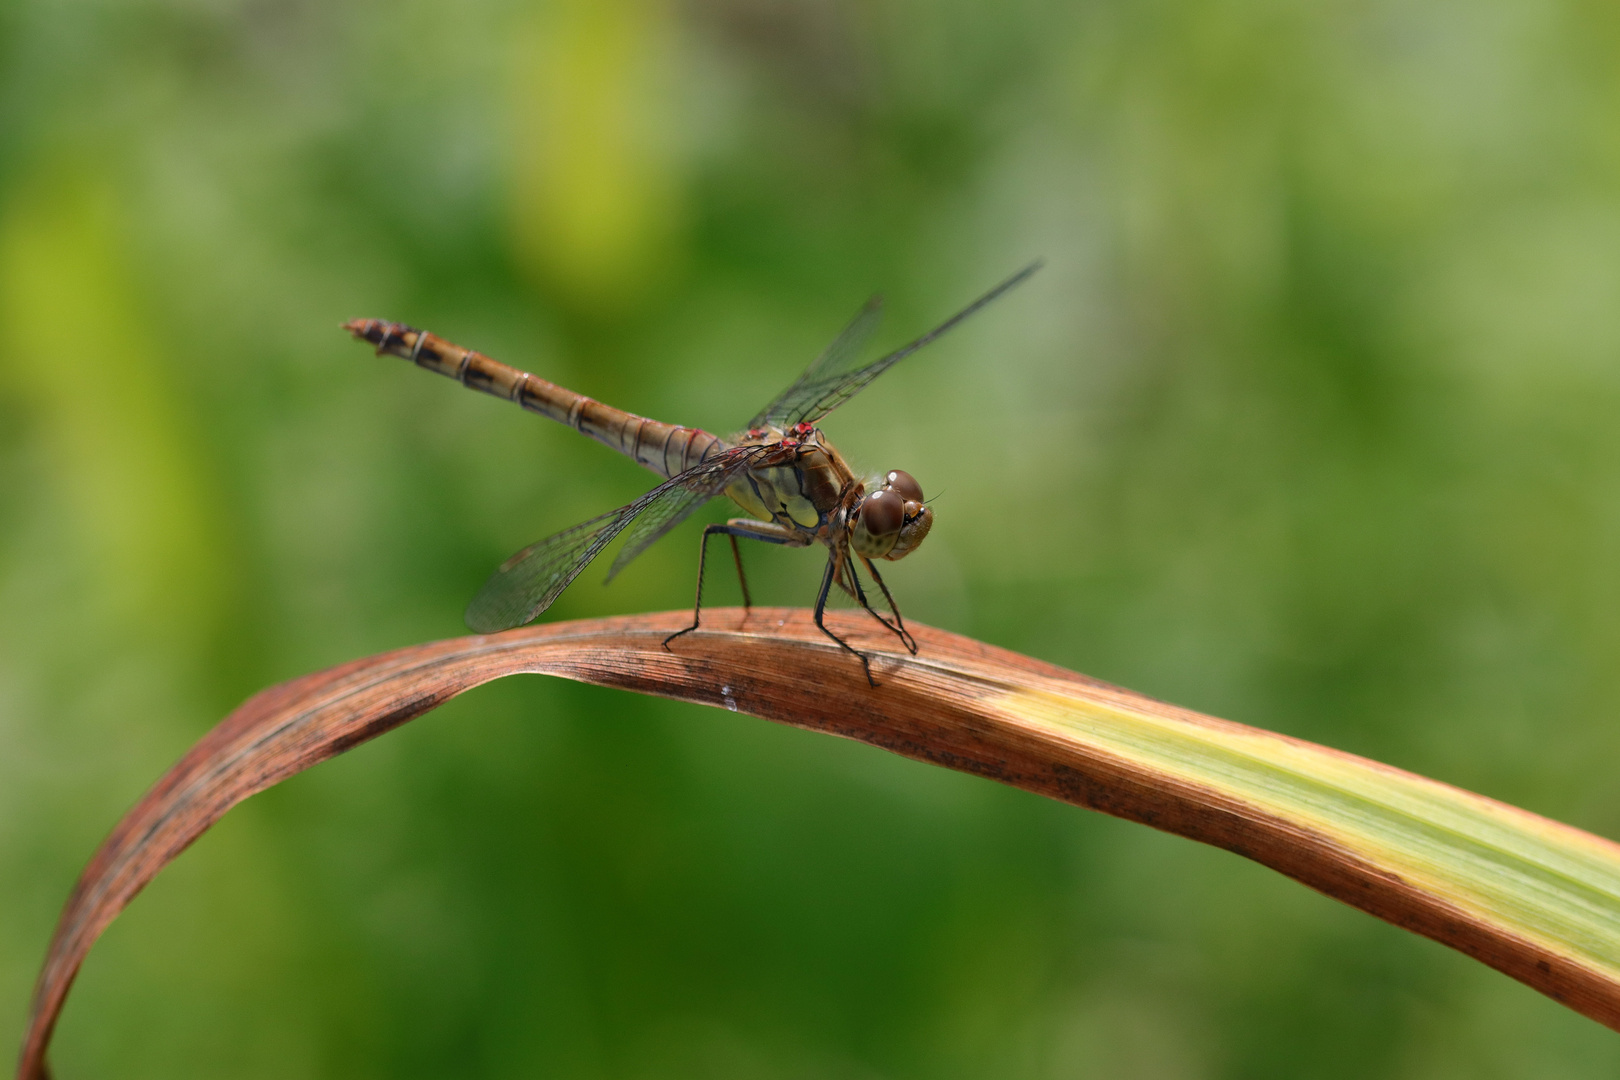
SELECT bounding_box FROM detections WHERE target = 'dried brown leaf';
[18,609,1620,1078]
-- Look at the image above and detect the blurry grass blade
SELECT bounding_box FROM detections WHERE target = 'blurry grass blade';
[19,610,1620,1078]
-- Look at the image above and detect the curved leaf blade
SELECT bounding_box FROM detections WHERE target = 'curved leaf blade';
[18,609,1620,1078]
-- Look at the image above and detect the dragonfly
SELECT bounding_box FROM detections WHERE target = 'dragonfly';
[345,262,1039,683]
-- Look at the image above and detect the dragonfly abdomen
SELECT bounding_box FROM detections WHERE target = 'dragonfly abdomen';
[346,319,726,479]
[569,399,727,479]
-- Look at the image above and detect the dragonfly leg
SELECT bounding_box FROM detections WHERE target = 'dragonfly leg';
[842,552,882,612]
[830,557,858,601]
[728,534,751,609]
[842,554,916,655]
[664,521,803,649]
[858,555,918,654]
[814,549,875,688]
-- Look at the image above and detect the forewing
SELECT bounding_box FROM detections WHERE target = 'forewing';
[465,445,772,633]
[749,295,883,430]
[754,261,1042,430]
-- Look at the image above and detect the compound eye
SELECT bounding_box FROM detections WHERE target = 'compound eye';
[885,469,924,504]
[859,489,905,537]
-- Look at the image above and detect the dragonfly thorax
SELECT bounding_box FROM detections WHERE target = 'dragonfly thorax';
[851,469,932,560]
[724,426,854,535]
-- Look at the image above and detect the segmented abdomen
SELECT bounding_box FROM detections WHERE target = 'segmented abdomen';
[346,320,725,479]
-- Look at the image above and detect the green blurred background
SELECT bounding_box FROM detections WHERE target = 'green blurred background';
[5,0,1620,1075]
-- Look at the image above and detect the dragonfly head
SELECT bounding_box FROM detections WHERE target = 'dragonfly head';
[851,470,932,560]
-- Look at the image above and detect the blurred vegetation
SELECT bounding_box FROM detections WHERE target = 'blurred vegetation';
[4,0,1620,1075]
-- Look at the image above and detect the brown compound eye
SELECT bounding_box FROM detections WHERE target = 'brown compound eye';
[885,469,923,504]
[859,489,905,538]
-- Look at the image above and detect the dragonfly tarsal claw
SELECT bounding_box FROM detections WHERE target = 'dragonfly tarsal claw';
[662,624,698,651]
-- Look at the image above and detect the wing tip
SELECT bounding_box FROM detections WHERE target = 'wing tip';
[465,594,533,635]
[463,612,511,635]
[998,258,1044,294]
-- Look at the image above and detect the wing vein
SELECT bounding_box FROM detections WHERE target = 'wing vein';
[752,261,1041,430]
[465,444,775,633]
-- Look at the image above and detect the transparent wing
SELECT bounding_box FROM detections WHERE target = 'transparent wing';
[605,485,711,583]
[748,294,884,430]
[752,261,1042,430]
[465,445,775,633]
